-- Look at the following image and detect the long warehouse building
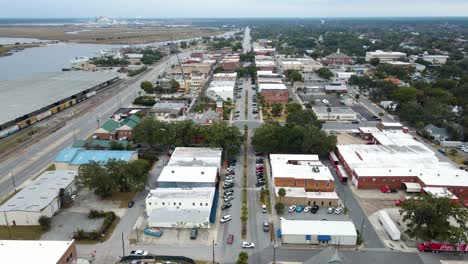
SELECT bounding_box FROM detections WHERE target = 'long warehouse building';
[0,71,120,138]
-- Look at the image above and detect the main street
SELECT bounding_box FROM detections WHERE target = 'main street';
[0,51,190,201]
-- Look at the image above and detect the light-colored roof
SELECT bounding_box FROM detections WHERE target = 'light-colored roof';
[380,122,403,127]
[0,240,76,264]
[157,166,218,183]
[148,207,210,226]
[55,148,136,165]
[258,83,287,91]
[0,170,77,212]
[0,71,119,126]
[152,100,187,113]
[147,187,215,200]
[423,187,457,199]
[366,50,407,56]
[270,154,333,181]
[313,107,356,115]
[358,127,381,133]
[213,73,237,78]
[325,85,348,91]
[256,71,279,77]
[167,147,222,168]
[281,219,357,237]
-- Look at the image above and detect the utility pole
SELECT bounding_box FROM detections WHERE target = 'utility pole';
[3,211,12,239]
[272,243,277,264]
[212,238,216,264]
[10,168,16,193]
[121,232,125,257]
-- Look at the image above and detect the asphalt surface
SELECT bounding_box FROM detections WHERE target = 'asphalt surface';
[0,52,190,201]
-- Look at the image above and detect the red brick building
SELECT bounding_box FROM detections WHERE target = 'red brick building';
[259,83,289,104]
[323,49,352,65]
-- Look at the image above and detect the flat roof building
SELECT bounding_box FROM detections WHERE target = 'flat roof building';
[168,147,222,169]
[0,239,77,264]
[55,148,138,170]
[365,50,407,63]
[0,171,77,226]
[280,218,357,245]
[313,106,358,121]
[151,100,188,121]
[157,166,218,188]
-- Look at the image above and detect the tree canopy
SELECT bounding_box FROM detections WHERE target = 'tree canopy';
[315,67,334,80]
[399,193,468,244]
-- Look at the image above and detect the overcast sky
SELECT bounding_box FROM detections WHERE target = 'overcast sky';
[2,0,468,18]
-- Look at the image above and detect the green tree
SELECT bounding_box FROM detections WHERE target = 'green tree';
[278,188,286,202]
[201,122,242,158]
[38,216,52,230]
[77,161,115,197]
[285,103,302,114]
[392,87,418,103]
[170,79,180,93]
[167,120,200,147]
[399,193,468,243]
[275,202,285,215]
[370,58,380,66]
[286,109,321,127]
[140,81,155,94]
[133,118,169,147]
[285,70,303,82]
[271,103,283,116]
[315,67,334,80]
[214,66,224,74]
[236,252,249,264]
[179,41,188,49]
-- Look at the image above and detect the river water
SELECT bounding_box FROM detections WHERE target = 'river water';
[0,30,238,80]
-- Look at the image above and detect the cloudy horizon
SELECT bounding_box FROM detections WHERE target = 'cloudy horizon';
[1,0,468,18]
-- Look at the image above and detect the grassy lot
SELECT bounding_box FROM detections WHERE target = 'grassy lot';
[0,127,45,154]
[75,216,121,244]
[103,191,137,208]
[262,107,287,122]
[0,225,45,240]
[433,146,467,165]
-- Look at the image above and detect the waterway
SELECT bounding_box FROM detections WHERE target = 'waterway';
[0,37,50,45]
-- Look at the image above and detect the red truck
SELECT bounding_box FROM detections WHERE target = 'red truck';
[418,241,468,253]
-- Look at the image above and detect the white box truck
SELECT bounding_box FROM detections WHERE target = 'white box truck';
[378,210,401,241]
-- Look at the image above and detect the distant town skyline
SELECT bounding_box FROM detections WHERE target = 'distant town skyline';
[1,0,468,18]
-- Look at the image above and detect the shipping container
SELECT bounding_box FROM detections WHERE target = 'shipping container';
[418,241,468,253]
[0,125,19,138]
[36,110,52,121]
[378,210,400,241]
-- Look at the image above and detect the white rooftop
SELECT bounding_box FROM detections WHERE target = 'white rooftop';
[0,170,77,212]
[167,147,222,168]
[367,50,407,56]
[148,207,210,226]
[281,219,357,237]
[147,187,215,200]
[257,71,280,77]
[371,131,425,147]
[0,240,75,264]
[157,166,218,183]
[258,83,287,91]
[213,73,237,78]
[423,187,457,199]
[380,122,404,127]
[270,154,333,181]
[359,127,381,133]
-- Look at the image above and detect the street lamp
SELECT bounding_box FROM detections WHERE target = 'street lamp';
[327,106,332,121]
[272,242,277,264]
[212,239,217,264]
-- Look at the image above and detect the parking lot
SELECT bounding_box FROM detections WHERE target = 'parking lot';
[282,205,350,222]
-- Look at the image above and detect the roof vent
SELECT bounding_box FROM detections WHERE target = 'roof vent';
[437,174,440,176]
[171,170,175,173]
[201,171,205,175]
[456,174,459,177]
[389,169,392,172]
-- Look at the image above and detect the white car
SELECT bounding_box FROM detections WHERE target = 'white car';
[334,207,343,215]
[288,205,297,213]
[241,241,255,248]
[327,207,334,214]
[130,249,148,256]
[304,206,311,213]
[220,215,232,223]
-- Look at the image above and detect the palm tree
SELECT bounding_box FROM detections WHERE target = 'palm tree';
[278,188,286,202]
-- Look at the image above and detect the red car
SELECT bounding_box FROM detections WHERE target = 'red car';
[227,234,234,244]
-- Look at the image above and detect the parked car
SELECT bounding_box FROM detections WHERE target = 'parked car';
[288,205,297,213]
[128,200,135,208]
[295,206,304,212]
[327,207,334,214]
[224,189,234,195]
[224,196,234,202]
[262,204,267,213]
[220,215,232,223]
[130,250,148,256]
[352,120,360,124]
[227,234,234,244]
[263,221,270,232]
[311,205,319,214]
[241,242,255,248]
[303,206,311,213]
[256,158,264,163]
[221,203,232,210]
[255,182,265,187]
[190,228,198,240]
[334,207,343,215]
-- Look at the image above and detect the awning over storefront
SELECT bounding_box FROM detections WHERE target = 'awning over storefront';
[402,182,422,193]
[318,235,331,241]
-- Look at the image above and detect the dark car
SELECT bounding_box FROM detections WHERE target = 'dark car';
[128,200,135,208]
[221,203,232,210]
[311,205,319,214]
[256,158,264,163]
[352,120,359,124]
[224,183,234,189]
[255,182,265,187]
[190,228,198,240]
[255,152,264,157]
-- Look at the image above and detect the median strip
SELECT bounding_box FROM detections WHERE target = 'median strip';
[241,125,248,238]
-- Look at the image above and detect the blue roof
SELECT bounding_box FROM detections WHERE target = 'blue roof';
[55,148,136,165]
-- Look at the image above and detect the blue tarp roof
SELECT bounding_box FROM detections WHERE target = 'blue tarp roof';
[55,148,136,165]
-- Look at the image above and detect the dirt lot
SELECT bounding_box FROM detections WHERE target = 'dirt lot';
[336,134,365,145]
[0,26,223,44]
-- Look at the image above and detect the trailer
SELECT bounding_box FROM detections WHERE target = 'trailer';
[144,227,163,237]
[336,165,348,184]
[418,241,468,253]
[378,210,400,241]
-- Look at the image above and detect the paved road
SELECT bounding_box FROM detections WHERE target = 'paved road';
[242,27,252,54]
[0,52,190,201]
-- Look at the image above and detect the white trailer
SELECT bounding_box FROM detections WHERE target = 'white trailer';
[378,210,400,241]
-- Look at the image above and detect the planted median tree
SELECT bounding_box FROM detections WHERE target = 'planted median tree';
[399,193,468,244]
